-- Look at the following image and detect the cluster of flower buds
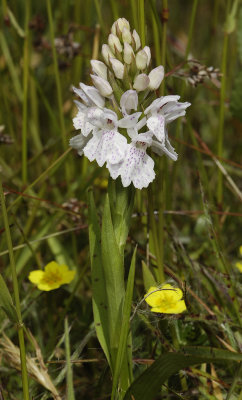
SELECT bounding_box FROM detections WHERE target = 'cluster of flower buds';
[90,17,164,97]
[70,18,190,190]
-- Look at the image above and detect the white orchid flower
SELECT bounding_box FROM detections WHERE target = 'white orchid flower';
[145,95,191,160]
[82,108,141,167]
[108,130,155,189]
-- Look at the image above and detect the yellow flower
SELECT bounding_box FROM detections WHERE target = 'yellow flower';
[235,261,242,273]
[144,284,187,314]
[28,261,75,291]
[240,246,242,257]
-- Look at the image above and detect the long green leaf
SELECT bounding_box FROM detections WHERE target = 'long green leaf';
[101,194,125,360]
[111,247,137,400]
[88,189,110,365]
[124,348,242,400]
[0,273,18,323]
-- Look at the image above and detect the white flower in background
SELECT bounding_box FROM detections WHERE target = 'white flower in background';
[70,17,191,189]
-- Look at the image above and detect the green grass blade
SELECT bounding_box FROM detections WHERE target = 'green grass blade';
[88,189,111,365]
[64,318,75,400]
[124,348,242,400]
[0,273,18,323]
[111,247,137,400]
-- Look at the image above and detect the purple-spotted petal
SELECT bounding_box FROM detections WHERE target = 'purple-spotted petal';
[119,143,155,189]
[83,130,127,167]
[118,112,142,128]
[147,115,165,142]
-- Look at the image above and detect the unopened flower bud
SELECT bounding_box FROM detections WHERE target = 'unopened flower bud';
[108,33,122,53]
[122,27,132,44]
[110,58,124,79]
[123,42,135,64]
[143,46,151,66]
[120,90,138,114]
[91,60,108,80]
[148,66,164,90]
[132,29,141,51]
[102,44,115,65]
[91,74,113,97]
[133,74,150,91]
[136,49,148,70]
[111,18,130,35]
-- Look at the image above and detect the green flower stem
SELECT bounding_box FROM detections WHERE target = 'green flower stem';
[148,186,165,283]
[22,0,30,184]
[217,2,231,205]
[150,2,162,66]
[0,177,29,399]
[131,0,138,31]
[169,0,198,208]
[94,0,106,34]
[160,0,168,96]
[46,0,70,184]
[109,0,119,20]
[138,0,145,47]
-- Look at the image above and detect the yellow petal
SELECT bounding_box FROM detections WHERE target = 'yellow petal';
[37,282,61,291]
[61,269,76,284]
[44,261,60,273]
[239,246,242,257]
[151,300,187,314]
[145,287,163,307]
[28,270,44,284]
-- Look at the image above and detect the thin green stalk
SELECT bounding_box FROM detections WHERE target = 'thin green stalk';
[217,34,229,204]
[109,0,119,20]
[64,318,75,400]
[0,178,29,399]
[150,2,162,66]
[46,0,70,183]
[131,0,138,31]
[22,0,31,184]
[138,0,145,47]
[160,0,168,95]
[0,31,23,102]
[94,0,106,34]
[148,186,165,283]
[169,0,198,207]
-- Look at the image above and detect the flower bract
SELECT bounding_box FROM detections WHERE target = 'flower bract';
[144,284,187,314]
[28,261,75,291]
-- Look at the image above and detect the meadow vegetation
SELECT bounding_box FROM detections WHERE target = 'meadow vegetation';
[0,0,241,399]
